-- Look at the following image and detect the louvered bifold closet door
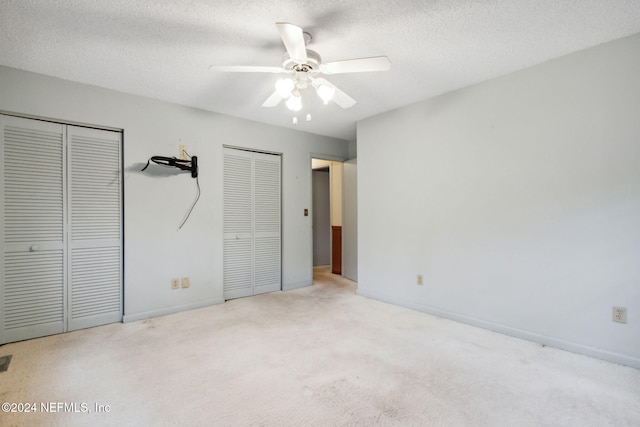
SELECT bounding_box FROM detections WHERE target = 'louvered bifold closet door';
[67,126,122,331]
[253,152,281,295]
[1,115,66,344]
[223,148,281,300]
[223,148,253,300]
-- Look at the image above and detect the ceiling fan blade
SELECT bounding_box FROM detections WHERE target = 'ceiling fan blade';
[314,78,356,109]
[275,22,308,64]
[331,86,356,109]
[262,91,283,107]
[209,65,284,73]
[320,56,391,74]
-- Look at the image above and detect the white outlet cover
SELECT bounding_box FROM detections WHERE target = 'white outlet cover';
[612,306,627,324]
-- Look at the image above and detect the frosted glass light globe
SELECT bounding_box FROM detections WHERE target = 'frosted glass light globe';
[316,84,335,104]
[275,78,295,98]
[286,94,302,111]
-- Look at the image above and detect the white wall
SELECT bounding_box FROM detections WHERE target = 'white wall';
[312,169,331,266]
[343,158,358,281]
[330,162,343,227]
[357,33,640,368]
[312,159,344,227]
[0,65,348,321]
[347,140,357,161]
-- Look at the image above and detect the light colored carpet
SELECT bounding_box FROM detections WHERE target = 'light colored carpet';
[1,266,639,427]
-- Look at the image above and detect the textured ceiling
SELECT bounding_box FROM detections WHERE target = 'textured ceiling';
[2,1,640,141]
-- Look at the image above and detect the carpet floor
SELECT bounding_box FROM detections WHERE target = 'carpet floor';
[1,266,639,426]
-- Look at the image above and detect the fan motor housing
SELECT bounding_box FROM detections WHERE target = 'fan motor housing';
[282,49,322,75]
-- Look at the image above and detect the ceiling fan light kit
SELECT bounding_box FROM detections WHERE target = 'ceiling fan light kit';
[285,91,302,111]
[275,78,295,98]
[315,83,335,104]
[275,74,334,111]
[209,22,391,122]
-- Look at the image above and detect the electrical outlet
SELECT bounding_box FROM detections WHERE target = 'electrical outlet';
[417,274,423,286]
[612,306,627,324]
[171,278,179,289]
[181,277,190,288]
[179,144,187,160]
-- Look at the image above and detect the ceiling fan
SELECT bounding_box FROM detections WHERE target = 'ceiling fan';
[209,22,391,117]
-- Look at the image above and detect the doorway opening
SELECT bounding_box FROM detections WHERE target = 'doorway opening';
[311,158,343,278]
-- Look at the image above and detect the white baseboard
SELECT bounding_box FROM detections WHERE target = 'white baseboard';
[123,298,224,323]
[356,289,640,370]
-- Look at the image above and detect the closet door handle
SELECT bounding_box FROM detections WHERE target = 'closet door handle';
[30,245,40,252]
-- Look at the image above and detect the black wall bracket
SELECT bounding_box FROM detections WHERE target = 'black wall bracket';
[142,155,198,178]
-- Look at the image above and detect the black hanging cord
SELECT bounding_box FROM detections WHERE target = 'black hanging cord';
[178,174,200,230]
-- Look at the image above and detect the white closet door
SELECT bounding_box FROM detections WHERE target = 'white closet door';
[1,115,66,343]
[223,149,253,299]
[253,152,281,295]
[67,126,122,331]
[1,115,123,345]
[223,148,281,300]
